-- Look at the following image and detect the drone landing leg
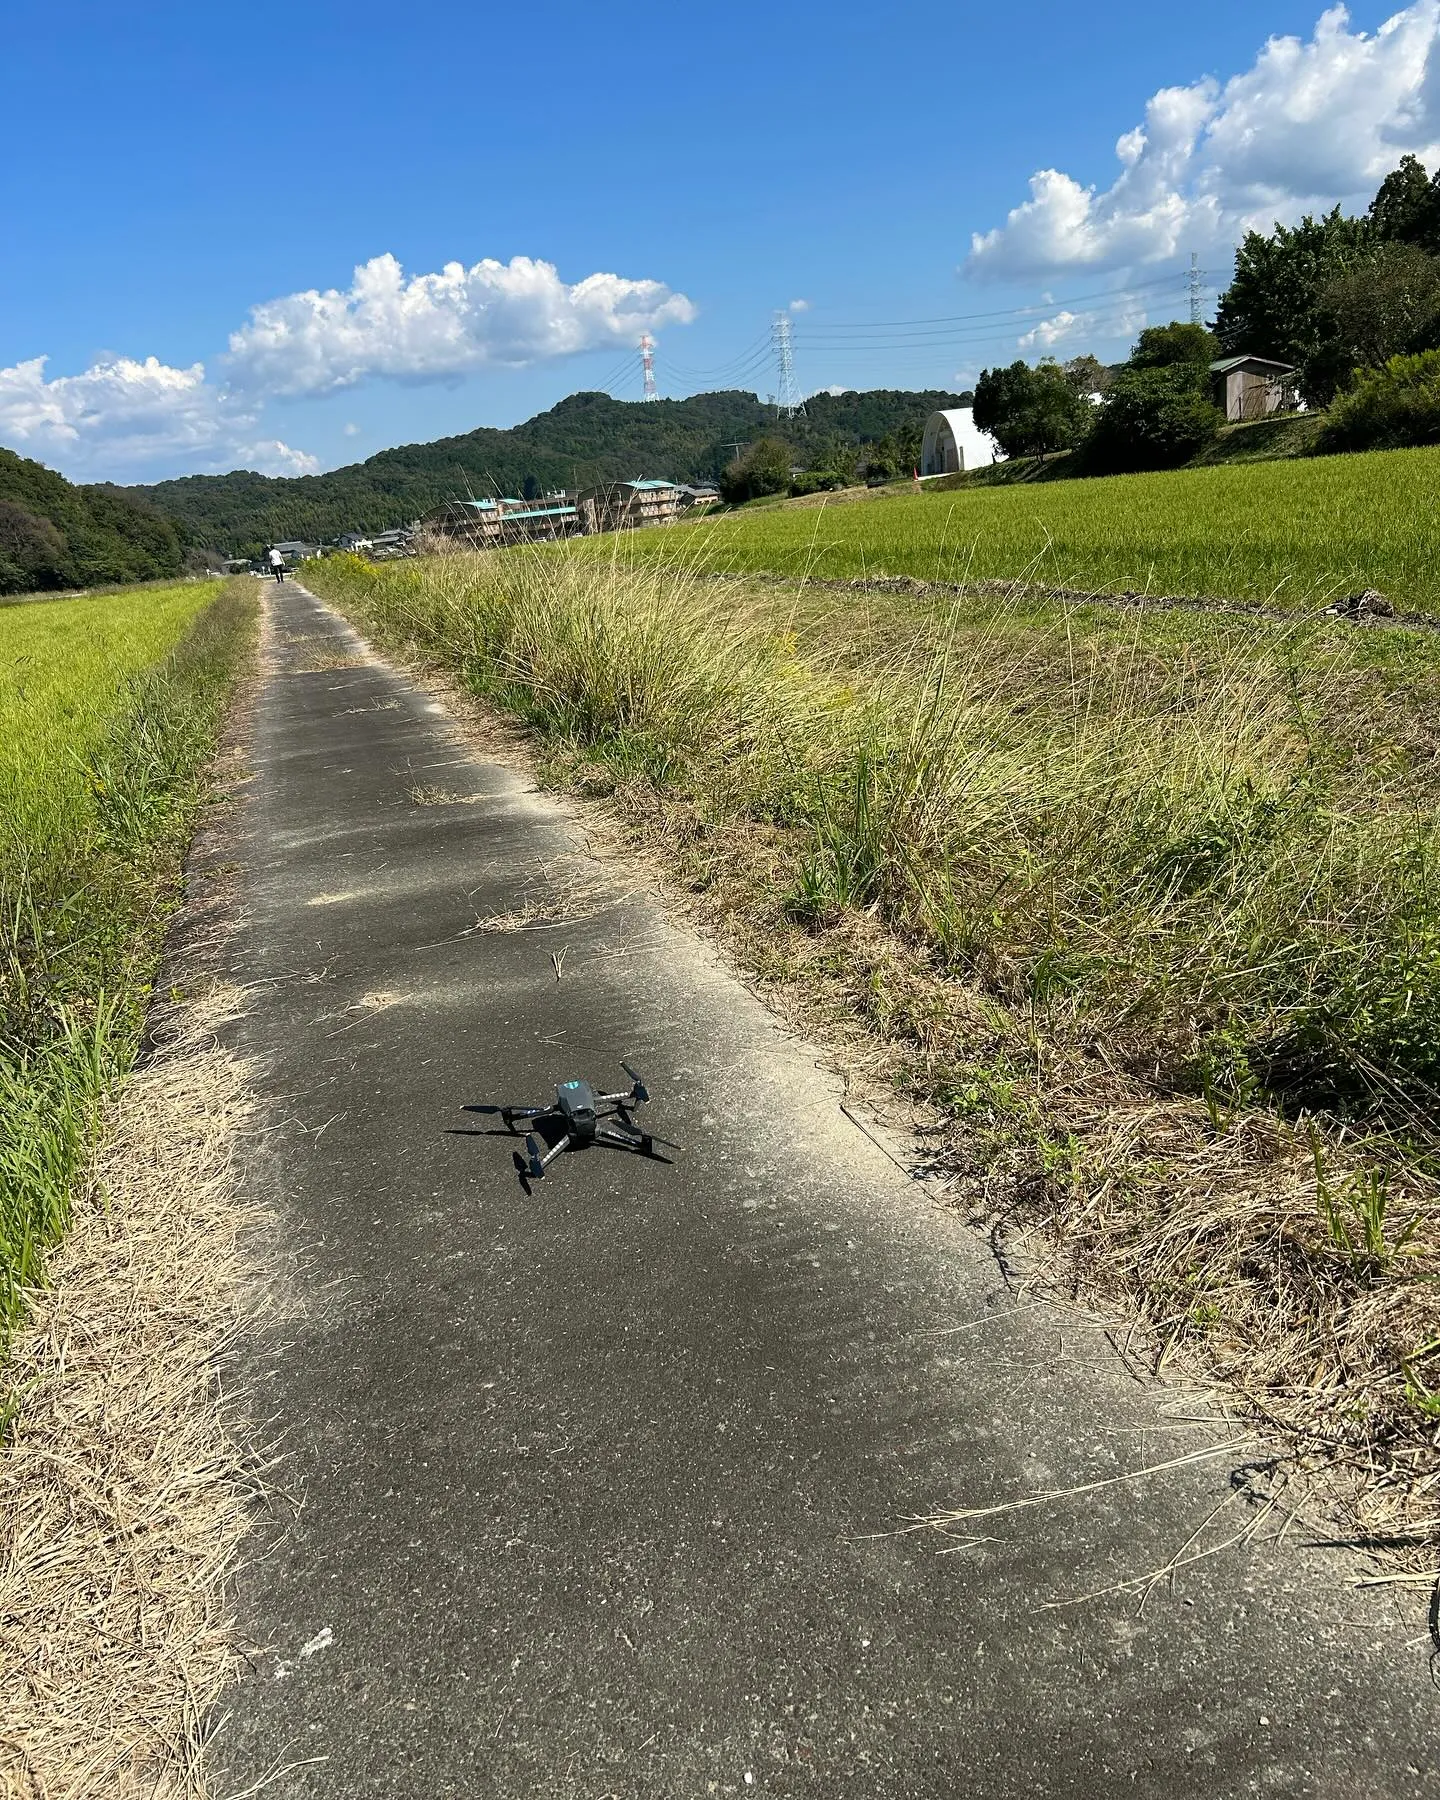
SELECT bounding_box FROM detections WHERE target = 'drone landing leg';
[524,1130,574,1178]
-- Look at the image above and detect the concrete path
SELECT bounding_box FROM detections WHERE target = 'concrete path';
[214,582,1433,1798]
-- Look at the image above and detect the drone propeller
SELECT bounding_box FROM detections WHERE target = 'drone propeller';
[620,1060,650,1104]
[524,1133,547,1181]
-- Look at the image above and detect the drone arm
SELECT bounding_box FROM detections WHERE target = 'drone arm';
[595,1121,680,1157]
[595,1123,646,1151]
[532,1131,574,1171]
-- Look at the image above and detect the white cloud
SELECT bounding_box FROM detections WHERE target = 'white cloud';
[1017,309,1081,350]
[0,353,266,477]
[1,248,696,480]
[0,354,211,452]
[226,252,697,396]
[1015,292,1155,357]
[0,354,321,480]
[232,439,321,476]
[788,298,811,313]
[342,421,361,437]
[968,3,1440,281]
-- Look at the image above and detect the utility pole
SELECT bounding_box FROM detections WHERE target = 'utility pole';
[771,311,805,417]
[640,333,658,401]
[1188,252,1206,327]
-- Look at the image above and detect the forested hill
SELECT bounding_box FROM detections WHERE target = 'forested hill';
[126,388,966,555]
[0,448,182,595]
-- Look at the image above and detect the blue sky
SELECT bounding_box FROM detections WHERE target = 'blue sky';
[2,0,1436,481]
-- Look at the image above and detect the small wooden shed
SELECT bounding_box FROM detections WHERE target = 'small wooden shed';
[1210,356,1297,423]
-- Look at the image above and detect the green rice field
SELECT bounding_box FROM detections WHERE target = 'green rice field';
[2,584,220,851]
[600,442,1440,611]
[0,580,254,1332]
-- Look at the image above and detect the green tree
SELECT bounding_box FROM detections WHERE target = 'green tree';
[718,435,792,503]
[972,360,1089,460]
[1310,241,1440,395]
[1318,347,1440,452]
[1085,365,1223,472]
[1128,321,1218,370]
[0,499,72,594]
[1062,353,1111,397]
[892,418,923,473]
[1369,155,1440,252]
[860,439,900,483]
[805,435,859,485]
[1214,209,1374,400]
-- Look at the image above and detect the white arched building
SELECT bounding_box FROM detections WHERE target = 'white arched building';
[920,407,1003,477]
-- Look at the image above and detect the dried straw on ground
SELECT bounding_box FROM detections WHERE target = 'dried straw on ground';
[0,991,262,1800]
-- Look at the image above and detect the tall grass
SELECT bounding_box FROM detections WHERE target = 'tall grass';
[312,546,1440,1125]
[0,581,255,1330]
[580,443,1440,613]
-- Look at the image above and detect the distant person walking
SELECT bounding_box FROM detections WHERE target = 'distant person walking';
[267,546,285,583]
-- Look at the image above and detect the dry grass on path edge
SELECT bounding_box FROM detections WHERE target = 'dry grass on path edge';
[0,987,267,1800]
[1,594,273,1800]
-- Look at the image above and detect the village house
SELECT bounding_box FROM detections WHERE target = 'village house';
[420,496,579,549]
[575,479,683,533]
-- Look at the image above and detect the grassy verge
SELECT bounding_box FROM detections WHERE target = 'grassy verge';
[309,545,1440,1557]
[0,578,257,1333]
[583,442,1440,614]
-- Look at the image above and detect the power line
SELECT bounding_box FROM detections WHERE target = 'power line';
[667,273,1200,388]
[667,347,773,385]
[797,285,1191,350]
[801,296,1186,351]
[806,272,1189,333]
[664,330,775,384]
[645,266,1219,407]
[589,347,643,395]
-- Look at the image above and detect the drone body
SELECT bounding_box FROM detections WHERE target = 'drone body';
[468,1062,672,1181]
[554,1079,599,1135]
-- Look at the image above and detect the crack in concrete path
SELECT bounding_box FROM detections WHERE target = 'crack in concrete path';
[214,582,1434,1799]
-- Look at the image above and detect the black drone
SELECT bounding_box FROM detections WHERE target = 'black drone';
[466,1062,675,1180]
